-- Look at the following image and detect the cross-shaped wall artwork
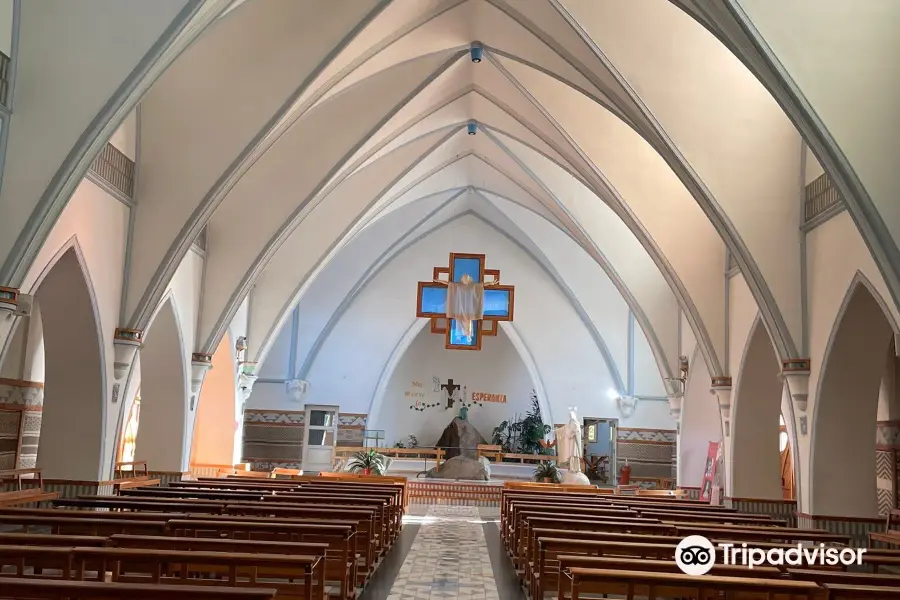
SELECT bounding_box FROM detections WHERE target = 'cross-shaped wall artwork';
[416,253,515,350]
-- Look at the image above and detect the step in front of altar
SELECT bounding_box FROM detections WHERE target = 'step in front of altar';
[407,480,503,507]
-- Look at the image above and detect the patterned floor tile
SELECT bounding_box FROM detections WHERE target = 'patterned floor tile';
[387,505,499,600]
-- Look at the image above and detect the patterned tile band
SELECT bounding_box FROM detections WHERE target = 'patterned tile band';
[241,410,367,470]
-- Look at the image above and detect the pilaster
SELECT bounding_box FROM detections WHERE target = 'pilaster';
[710,376,732,436]
[190,353,213,411]
[112,328,143,381]
[782,359,811,412]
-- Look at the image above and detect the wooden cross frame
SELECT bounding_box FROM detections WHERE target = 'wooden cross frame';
[416,253,515,350]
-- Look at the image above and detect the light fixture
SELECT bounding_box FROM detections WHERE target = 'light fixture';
[467,120,477,135]
[606,388,619,400]
[470,42,483,63]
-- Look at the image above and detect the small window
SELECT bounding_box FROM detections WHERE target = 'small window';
[779,431,789,453]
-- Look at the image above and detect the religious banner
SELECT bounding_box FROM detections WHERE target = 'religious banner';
[471,392,506,403]
[416,253,516,350]
[699,441,721,502]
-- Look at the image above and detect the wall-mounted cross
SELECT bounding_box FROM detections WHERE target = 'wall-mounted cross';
[441,378,461,409]
[416,253,516,350]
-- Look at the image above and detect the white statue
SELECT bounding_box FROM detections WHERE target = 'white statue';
[565,406,584,472]
[558,406,590,485]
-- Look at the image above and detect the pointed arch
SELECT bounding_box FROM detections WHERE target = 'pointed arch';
[810,273,899,517]
[135,294,189,472]
[729,316,784,499]
[28,238,106,480]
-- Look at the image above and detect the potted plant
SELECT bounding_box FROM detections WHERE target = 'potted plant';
[533,461,562,484]
[347,449,386,476]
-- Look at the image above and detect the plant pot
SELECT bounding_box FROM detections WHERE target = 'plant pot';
[542,477,550,483]
[363,468,371,476]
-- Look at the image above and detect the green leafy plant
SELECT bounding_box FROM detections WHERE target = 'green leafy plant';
[533,461,562,483]
[346,449,386,475]
[492,391,551,454]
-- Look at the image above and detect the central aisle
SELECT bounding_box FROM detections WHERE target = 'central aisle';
[388,505,501,600]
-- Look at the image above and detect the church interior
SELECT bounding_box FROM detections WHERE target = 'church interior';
[1,1,900,598]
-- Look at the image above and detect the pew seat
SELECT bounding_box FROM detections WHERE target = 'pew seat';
[563,566,820,600]
[0,577,277,599]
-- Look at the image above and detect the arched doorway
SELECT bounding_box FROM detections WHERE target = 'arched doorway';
[811,279,897,517]
[33,246,106,479]
[779,415,794,500]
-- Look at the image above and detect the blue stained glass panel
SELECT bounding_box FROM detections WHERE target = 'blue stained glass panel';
[452,257,482,283]
[448,319,478,347]
[483,289,510,317]
[420,286,447,315]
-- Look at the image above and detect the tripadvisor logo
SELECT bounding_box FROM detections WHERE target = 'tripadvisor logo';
[675,536,866,575]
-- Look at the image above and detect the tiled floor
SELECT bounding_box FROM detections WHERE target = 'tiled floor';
[387,505,501,600]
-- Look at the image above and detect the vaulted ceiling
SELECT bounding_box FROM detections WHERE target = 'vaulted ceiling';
[3,0,897,384]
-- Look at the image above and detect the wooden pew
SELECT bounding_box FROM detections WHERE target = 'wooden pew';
[823,583,900,598]
[635,507,785,525]
[0,544,76,577]
[0,578,277,599]
[0,468,60,506]
[563,566,820,599]
[70,546,322,600]
[0,514,168,536]
[54,497,224,514]
[180,512,373,584]
[166,518,356,600]
[120,487,267,501]
[517,516,674,568]
[672,523,852,545]
[553,555,781,600]
[0,532,107,547]
[106,534,331,597]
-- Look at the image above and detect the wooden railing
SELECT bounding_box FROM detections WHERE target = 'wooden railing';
[89,142,135,199]
[334,446,446,465]
[804,172,843,223]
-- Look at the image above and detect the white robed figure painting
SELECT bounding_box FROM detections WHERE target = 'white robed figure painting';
[555,407,590,484]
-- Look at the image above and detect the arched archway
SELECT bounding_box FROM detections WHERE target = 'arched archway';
[135,297,189,472]
[729,318,784,499]
[33,246,105,479]
[190,333,238,468]
[811,279,898,517]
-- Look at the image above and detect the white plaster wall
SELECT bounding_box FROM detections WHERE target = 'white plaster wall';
[256,321,292,381]
[678,346,721,486]
[739,0,900,241]
[108,110,137,162]
[633,323,667,397]
[302,215,619,425]
[803,144,825,186]
[375,326,535,447]
[16,179,128,477]
[802,211,900,511]
[728,274,759,376]
[0,0,12,58]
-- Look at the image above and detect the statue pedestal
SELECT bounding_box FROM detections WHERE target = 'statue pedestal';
[561,469,590,485]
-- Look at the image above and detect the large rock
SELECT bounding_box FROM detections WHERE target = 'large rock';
[423,455,490,481]
[434,417,486,459]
